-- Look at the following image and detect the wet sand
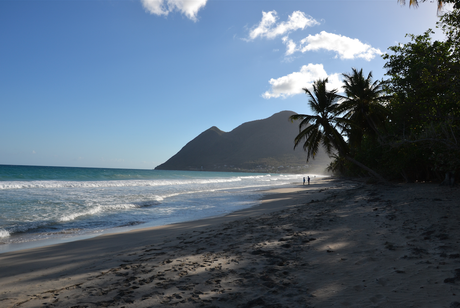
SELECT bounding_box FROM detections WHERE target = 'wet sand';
[1,178,459,308]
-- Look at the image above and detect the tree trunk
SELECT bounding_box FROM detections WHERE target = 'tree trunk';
[345,155,388,183]
[401,170,409,183]
[441,172,455,186]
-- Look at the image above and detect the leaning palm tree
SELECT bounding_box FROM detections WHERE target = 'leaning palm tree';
[338,68,390,148]
[291,78,386,182]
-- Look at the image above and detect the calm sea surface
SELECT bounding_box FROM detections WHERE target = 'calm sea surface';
[0,165,323,252]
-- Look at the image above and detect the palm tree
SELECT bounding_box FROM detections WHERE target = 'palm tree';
[398,0,445,13]
[338,68,390,148]
[290,78,387,182]
[290,78,348,161]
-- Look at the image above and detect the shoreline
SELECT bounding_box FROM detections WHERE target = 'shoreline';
[0,179,321,255]
[0,173,327,255]
[1,178,459,307]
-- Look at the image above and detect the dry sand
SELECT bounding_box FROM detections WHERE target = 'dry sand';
[1,178,459,308]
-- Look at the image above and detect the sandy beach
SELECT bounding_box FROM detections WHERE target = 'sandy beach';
[1,178,459,308]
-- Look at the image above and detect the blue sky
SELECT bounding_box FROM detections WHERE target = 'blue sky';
[1,0,445,169]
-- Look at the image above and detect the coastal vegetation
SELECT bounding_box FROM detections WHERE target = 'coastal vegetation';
[291,5,460,182]
[398,0,460,12]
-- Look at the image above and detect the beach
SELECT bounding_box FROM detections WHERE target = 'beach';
[1,178,459,308]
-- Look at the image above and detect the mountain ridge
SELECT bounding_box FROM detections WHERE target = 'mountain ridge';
[155,111,330,173]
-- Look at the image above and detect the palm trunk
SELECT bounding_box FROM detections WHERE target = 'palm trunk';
[332,136,387,183]
[345,155,387,183]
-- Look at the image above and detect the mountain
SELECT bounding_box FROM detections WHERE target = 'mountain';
[155,111,331,173]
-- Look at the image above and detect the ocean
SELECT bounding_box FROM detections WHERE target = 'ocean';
[0,165,322,253]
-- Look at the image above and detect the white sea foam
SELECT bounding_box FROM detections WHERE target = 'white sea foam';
[0,173,295,191]
[58,205,104,222]
[0,177,247,190]
[0,228,10,238]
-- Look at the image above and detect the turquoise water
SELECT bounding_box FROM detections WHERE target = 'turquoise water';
[0,165,317,251]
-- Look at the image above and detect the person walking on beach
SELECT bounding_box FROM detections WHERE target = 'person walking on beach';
[307,176,310,185]
[303,177,306,185]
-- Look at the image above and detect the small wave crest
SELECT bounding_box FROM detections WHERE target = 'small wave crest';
[0,228,10,238]
[58,198,162,222]
[58,206,104,222]
[4,220,62,236]
[0,177,247,190]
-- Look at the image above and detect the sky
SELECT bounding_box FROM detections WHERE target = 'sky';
[0,0,447,169]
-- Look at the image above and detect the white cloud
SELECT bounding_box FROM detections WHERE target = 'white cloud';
[141,0,208,21]
[285,31,382,61]
[262,64,342,99]
[248,11,319,40]
[282,36,297,56]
